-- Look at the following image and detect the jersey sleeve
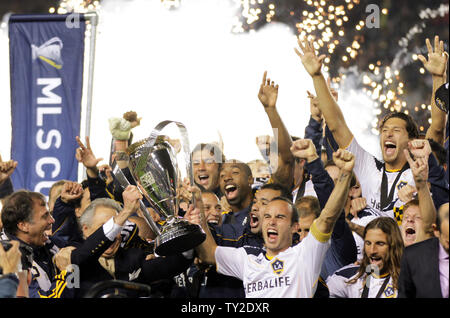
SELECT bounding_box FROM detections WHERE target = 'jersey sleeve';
[215,246,246,281]
[347,138,380,183]
[326,272,350,298]
[295,220,331,294]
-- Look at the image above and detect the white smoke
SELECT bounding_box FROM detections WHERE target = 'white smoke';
[0,0,380,179]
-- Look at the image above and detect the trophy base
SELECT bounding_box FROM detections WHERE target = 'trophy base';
[154,219,206,256]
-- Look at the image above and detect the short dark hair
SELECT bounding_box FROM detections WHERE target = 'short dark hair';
[260,183,292,201]
[219,159,253,179]
[295,195,320,218]
[1,190,46,236]
[379,112,419,139]
[192,143,226,165]
[270,196,299,224]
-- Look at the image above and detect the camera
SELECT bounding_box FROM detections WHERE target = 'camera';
[0,240,34,274]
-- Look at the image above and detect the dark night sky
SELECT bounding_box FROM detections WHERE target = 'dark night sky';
[0,0,60,17]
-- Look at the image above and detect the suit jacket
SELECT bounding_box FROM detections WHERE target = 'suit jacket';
[69,223,193,297]
[398,237,443,298]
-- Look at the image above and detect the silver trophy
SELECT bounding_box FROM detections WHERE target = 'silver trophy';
[112,121,205,256]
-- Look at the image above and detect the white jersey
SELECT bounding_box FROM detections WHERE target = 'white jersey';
[215,220,330,298]
[347,138,415,221]
[292,180,317,202]
[327,264,398,298]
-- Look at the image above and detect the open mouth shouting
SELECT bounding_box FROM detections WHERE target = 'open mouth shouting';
[249,212,259,229]
[266,228,279,244]
[404,227,416,241]
[369,254,383,270]
[383,141,397,158]
[224,183,239,200]
[197,174,210,186]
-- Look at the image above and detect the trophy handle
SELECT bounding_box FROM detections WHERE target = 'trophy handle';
[136,120,195,206]
[110,161,162,236]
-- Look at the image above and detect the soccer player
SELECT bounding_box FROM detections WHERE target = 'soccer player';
[295,37,422,219]
[189,148,355,298]
[327,217,404,298]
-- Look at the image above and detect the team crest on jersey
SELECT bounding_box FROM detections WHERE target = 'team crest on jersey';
[271,259,284,275]
[383,284,396,298]
[396,181,408,191]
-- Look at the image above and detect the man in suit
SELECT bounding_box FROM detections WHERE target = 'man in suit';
[54,185,194,297]
[398,202,448,298]
[398,141,449,298]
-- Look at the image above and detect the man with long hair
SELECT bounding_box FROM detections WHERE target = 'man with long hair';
[327,217,404,298]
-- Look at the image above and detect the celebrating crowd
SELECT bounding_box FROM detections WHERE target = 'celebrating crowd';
[0,35,448,299]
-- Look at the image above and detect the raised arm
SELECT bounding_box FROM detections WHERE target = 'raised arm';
[419,36,448,145]
[404,141,436,242]
[258,71,296,187]
[314,149,354,235]
[295,38,353,148]
[258,71,293,163]
[290,138,333,210]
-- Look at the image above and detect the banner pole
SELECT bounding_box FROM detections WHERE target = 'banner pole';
[82,11,98,180]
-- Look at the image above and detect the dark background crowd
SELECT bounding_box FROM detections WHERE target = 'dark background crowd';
[0,0,448,303]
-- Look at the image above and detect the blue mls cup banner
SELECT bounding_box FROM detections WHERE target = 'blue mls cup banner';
[9,14,85,196]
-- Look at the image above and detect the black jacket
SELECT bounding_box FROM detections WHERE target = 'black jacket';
[69,222,193,297]
[398,237,444,298]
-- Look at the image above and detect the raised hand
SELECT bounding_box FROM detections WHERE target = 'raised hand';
[418,35,448,77]
[333,149,355,173]
[177,178,193,204]
[397,184,417,203]
[294,37,326,77]
[408,139,431,160]
[122,185,143,215]
[0,154,18,185]
[98,164,114,184]
[290,139,318,163]
[350,197,367,217]
[60,181,84,204]
[307,90,322,122]
[404,148,429,186]
[184,185,205,225]
[54,246,76,271]
[75,136,103,169]
[258,71,279,109]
